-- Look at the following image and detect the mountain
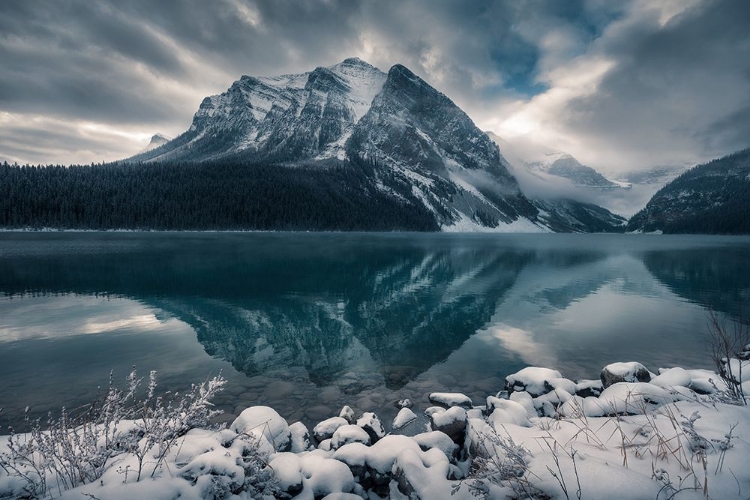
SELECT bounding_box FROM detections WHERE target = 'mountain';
[140,133,171,153]
[617,166,684,186]
[486,133,623,189]
[124,58,624,233]
[627,148,750,234]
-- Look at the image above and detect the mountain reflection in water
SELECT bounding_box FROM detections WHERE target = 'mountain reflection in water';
[0,233,748,428]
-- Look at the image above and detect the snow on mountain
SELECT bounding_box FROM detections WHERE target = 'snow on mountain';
[140,133,171,153]
[486,133,621,190]
[125,58,625,233]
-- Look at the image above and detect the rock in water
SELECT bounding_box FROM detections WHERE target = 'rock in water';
[357,412,386,443]
[428,392,473,409]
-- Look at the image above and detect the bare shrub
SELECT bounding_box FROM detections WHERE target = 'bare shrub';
[455,424,550,500]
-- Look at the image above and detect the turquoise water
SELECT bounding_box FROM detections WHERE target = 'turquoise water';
[0,232,748,429]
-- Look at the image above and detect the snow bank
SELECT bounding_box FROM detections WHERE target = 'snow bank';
[2,359,748,500]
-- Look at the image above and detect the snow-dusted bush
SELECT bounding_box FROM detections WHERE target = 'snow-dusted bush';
[0,368,228,498]
[707,311,749,405]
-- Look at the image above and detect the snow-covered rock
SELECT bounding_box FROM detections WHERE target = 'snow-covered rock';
[339,405,356,423]
[330,424,371,450]
[313,417,349,442]
[230,406,291,451]
[651,367,692,388]
[486,397,532,427]
[268,453,303,497]
[392,408,418,430]
[356,412,386,443]
[504,367,563,397]
[428,392,473,409]
[391,448,452,499]
[424,406,447,417]
[575,379,604,397]
[412,431,459,460]
[430,406,467,444]
[299,454,356,497]
[289,421,313,453]
[509,391,537,419]
[600,362,651,388]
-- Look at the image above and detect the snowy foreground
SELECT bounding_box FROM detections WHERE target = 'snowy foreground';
[2,361,749,500]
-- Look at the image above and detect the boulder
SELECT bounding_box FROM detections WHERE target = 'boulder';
[428,392,473,409]
[230,406,291,452]
[313,417,349,442]
[268,453,303,497]
[600,362,651,388]
[504,367,563,397]
[392,407,418,430]
[339,405,356,423]
[429,406,467,445]
[575,379,603,398]
[486,397,532,427]
[651,367,692,388]
[330,424,371,450]
[289,421,313,453]
[356,412,386,443]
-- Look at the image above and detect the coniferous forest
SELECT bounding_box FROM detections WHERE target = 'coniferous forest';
[0,159,439,231]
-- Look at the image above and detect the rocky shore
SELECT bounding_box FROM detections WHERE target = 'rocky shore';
[2,359,749,499]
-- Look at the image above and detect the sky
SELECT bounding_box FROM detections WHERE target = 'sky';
[1,0,749,174]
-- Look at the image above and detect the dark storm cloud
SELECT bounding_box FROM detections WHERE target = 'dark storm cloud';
[556,0,750,168]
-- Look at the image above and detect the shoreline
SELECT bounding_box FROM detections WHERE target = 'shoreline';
[2,359,748,499]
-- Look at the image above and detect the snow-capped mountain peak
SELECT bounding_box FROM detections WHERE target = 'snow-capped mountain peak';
[125,58,625,233]
[140,133,171,153]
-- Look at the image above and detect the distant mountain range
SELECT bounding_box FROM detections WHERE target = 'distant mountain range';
[627,148,750,234]
[486,133,625,190]
[125,58,625,233]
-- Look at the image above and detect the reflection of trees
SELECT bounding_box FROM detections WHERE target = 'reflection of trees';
[641,248,750,319]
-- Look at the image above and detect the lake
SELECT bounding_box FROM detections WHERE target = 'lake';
[0,232,748,430]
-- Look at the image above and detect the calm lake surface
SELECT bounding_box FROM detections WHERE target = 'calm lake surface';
[1,232,748,430]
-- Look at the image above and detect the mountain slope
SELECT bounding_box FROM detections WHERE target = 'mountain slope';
[123,58,624,233]
[627,148,750,234]
[130,57,386,164]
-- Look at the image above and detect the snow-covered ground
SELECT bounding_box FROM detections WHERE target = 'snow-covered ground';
[1,359,748,499]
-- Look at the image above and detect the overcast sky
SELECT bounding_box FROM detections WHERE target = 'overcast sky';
[1,0,748,173]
